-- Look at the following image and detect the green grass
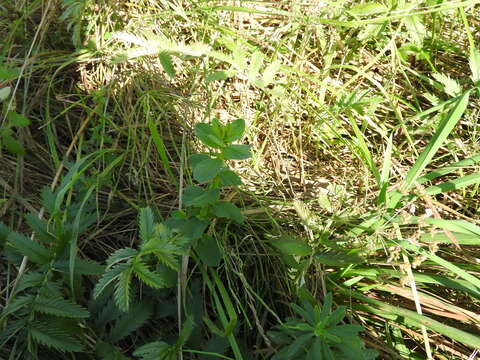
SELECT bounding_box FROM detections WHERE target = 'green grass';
[1,0,480,359]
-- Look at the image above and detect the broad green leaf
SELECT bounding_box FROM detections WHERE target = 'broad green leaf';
[217,169,243,186]
[470,48,480,82]
[212,201,244,223]
[195,123,224,148]
[7,111,30,127]
[189,153,211,169]
[270,235,312,256]
[1,134,25,155]
[223,118,245,143]
[349,2,387,16]
[193,158,223,183]
[0,86,11,102]
[159,52,176,78]
[195,235,222,266]
[222,144,251,160]
[183,186,220,207]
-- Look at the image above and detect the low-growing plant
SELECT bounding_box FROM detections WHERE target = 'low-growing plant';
[268,292,377,360]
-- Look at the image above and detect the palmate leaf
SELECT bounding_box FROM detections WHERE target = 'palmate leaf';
[29,321,84,352]
[108,301,153,342]
[33,296,89,318]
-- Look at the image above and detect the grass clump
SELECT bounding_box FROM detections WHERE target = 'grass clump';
[1,0,480,359]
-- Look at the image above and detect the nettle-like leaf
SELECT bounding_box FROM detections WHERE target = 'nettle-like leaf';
[139,207,156,243]
[32,296,89,318]
[132,260,166,288]
[114,267,133,312]
[29,320,84,352]
[93,263,132,300]
[6,231,51,264]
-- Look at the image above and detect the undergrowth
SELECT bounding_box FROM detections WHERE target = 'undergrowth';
[1,0,480,359]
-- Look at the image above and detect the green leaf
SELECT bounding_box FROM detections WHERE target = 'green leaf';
[193,157,223,183]
[262,60,280,87]
[53,258,105,275]
[93,263,131,299]
[133,341,171,359]
[189,153,211,169]
[1,134,25,155]
[223,118,246,143]
[25,213,55,243]
[159,52,175,78]
[248,50,265,82]
[206,70,229,83]
[470,48,480,82]
[139,207,155,243]
[7,231,50,264]
[284,333,314,358]
[0,86,11,102]
[314,251,364,266]
[424,173,480,196]
[222,144,251,160]
[195,235,222,266]
[217,168,243,186]
[114,267,133,312]
[0,221,11,247]
[404,14,426,46]
[270,235,312,256]
[33,296,89,318]
[29,321,84,352]
[7,111,30,127]
[183,186,220,207]
[133,260,166,288]
[349,2,387,16]
[212,201,244,223]
[389,90,471,208]
[195,123,225,149]
[108,301,153,342]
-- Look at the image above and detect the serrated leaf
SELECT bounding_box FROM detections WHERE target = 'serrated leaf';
[33,296,89,318]
[193,157,223,183]
[2,295,34,317]
[25,213,55,243]
[183,185,220,207]
[7,111,30,127]
[217,169,242,186]
[106,248,138,268]
[133,260,166,288]
[29,321,84,352]
[404,14,426,46]
[0,86,11,102]
[133,341,171,359]
[270,235,312,256]
[470,49,480,82]
[0,221,11,246]
[432,73,461,97]
[350,2,387,16]
[114,267,133,312]
[262,60,280,87]
[195,123,224,149]
[1,134,25,155]
[248,50,265,82]
[222,144,251,160]
[139,207,155,243]
[53,258,105,275]
[212,201,244,223]
[108,301,153,342]
[159,52,175,78]
[93,263,131,299]
[223,118,245,143]
[195,235,222,266]
[7,231,50,264]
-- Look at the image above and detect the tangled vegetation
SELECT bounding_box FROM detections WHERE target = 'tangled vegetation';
[1,0,480,359]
